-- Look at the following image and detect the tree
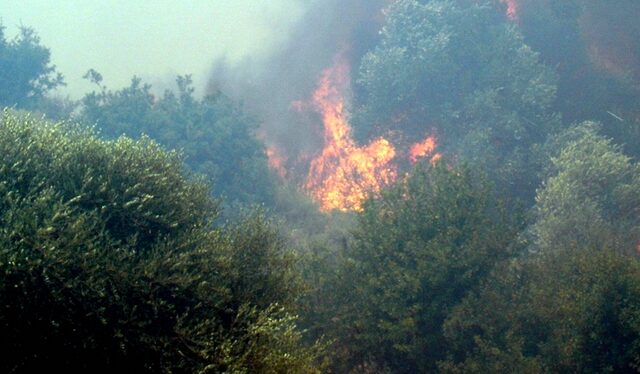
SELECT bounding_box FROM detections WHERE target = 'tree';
[353,0,559,201]
[440,122,640,372]
[0,25,64,108]
[532,122,640,254]
[514,0,640,159]
[331,161,519,372]
[80,75,277,209]
[0,110,322,372]
[442,248,640,373]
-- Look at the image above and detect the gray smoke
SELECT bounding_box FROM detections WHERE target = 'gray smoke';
[208,0,388,176]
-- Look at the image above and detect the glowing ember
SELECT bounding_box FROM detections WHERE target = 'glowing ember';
[304,57,397,212]
[266,147,287,178]
[502,0,518,20]
[409,136,439,164]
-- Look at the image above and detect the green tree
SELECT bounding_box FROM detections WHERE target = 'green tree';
[80,74,277,209]
[442,248,640,373]
[532,122,640,254]
[332,161,519,372]
[0,110,321,373]
[353,0,559,201]
[0,25,64,108]
[442,123,640,372]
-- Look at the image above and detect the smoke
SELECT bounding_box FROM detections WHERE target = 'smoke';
[207,0,388,173]
[514,0,640,82]
[579,0,640,81]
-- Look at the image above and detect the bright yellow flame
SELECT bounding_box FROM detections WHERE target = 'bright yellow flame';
[299,55,440,212]
[304,57,397,212]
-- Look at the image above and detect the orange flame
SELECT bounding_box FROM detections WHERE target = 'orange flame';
[304,57,397,212]
[501,0,518,20]
[266,147,287,178]
[295,54,440,212]
[409,135,439,164]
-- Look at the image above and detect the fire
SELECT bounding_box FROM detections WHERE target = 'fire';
[409,136,439,164]
[304,57,398,212]
[266,147,287,178]
[279,54,440,213]
[501,0,518,20]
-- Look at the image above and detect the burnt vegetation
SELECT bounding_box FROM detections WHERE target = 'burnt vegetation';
[2,0,640,372]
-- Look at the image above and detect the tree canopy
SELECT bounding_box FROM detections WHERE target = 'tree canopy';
[442,247,640,373]
[0,26,64,109]
[4,4,640,372]
[353,0,559,200]
[329,161,519,372]
[0,110,322,373]
[80,75,277,209]
[532,122,640,254]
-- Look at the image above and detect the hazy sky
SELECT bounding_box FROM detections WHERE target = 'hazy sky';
[2,0,304,98]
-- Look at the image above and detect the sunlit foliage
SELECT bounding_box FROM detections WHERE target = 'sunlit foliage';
[0,110,322,373]
[533,122,640,254]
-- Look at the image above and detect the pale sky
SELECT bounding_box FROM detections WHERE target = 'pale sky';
[2,0,304,98]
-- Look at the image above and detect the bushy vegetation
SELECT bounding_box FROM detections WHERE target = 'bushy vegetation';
[442,247,640,373]
[532,122,640,254]
[326,161,520,372]
[80,74,277,210]
[353,0,559,201]
[4,0,640,372]
[0,111,322,373]
[0,25,65,112]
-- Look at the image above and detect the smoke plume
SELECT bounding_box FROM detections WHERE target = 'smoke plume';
[207,0,387,174]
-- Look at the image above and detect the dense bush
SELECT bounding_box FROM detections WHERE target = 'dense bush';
[353,0,559,201]
[0,110,321,373]
[324,161,520,372]
[80,75,277,209]
[442,248,640,373]
[532,122,640,254]
[5,1,640,371]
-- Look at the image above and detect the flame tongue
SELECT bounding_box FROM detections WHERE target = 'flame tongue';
[409,136,437,163]
[502,0,518,20]
[266,147,287,178]
[305,57,397,212]
[288,54,439,212]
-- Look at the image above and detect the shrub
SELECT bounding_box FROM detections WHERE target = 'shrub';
[0,110,321,373]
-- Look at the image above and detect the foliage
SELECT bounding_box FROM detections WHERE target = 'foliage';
[329,161,520,372]
[80,74,277,209]
[441,123,640,373]
[0,25,64,109]
[5,4,640,373]
[28,93,78,121]
[514,0,640,158]
[442,248,640,373]
[532,122,640,254]
[353,0,559,201]
[0,110,322,373]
